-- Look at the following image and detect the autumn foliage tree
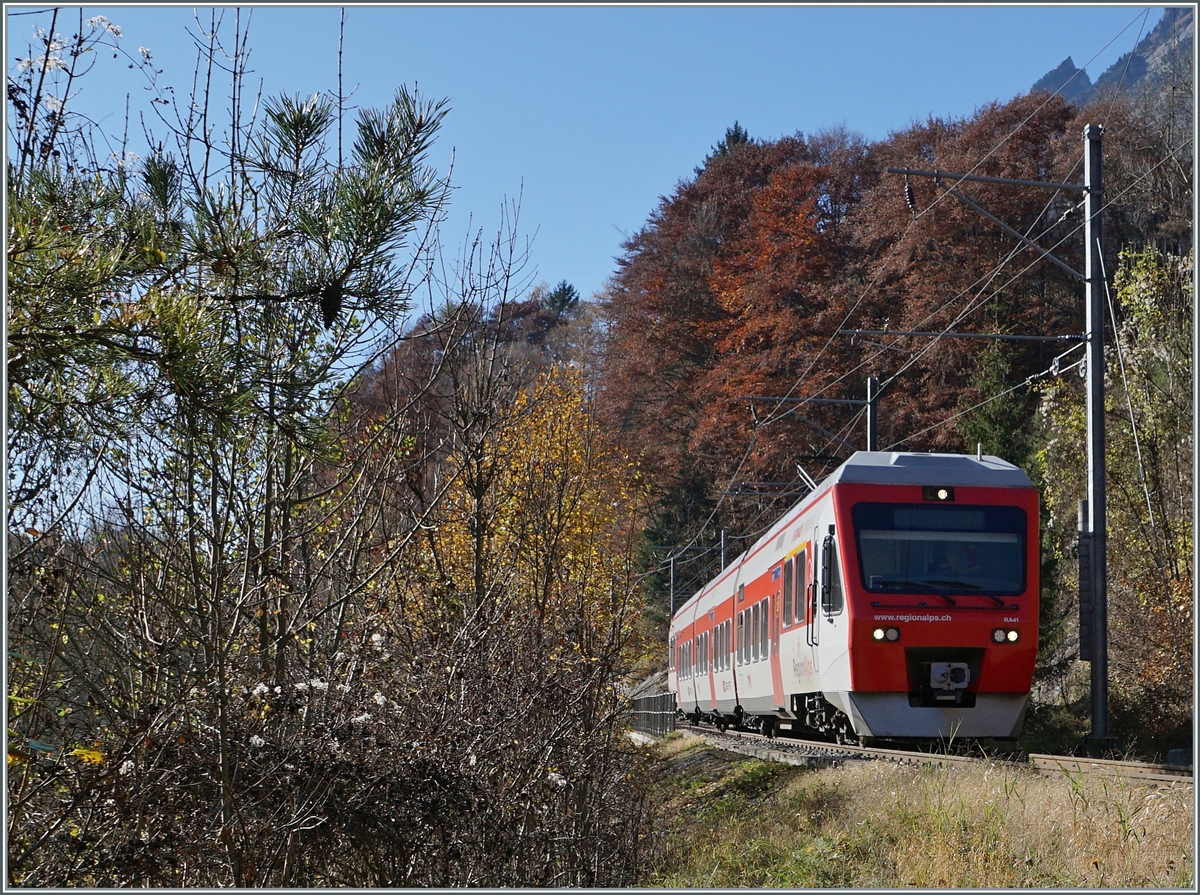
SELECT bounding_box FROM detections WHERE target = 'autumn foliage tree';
[834,92,1086,456]
[599,130,875,557]
[1037,247,1193,753]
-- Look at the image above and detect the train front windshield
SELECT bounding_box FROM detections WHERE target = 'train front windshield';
[852,503,1027,596]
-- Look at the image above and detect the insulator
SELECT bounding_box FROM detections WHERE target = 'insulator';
[904,175,917,217]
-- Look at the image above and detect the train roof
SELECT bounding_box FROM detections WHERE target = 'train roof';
[669,451,1034,622]
[828,451,1034,489]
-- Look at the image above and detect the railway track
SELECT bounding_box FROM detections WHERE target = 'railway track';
[1027,752,1193,785]
[674,721,1193,785]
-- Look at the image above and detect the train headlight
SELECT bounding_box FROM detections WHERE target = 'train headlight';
[1007,629,1019,643]
[873,626,900,642]
[992,628,1019,643]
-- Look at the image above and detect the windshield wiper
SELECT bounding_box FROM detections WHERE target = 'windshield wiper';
[927,579,982,591]
[874,580,957,605]
[926,580,1008,607]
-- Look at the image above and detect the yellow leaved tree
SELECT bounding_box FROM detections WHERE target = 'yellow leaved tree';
[418,364,649,662]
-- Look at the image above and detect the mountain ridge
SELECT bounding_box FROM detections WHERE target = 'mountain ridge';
[1032,8,1193,106]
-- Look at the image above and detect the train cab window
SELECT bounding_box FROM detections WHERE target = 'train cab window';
[782,559,793,628]
[852,503,1027,596]
[794,548,807,624]
[821,533,844,615]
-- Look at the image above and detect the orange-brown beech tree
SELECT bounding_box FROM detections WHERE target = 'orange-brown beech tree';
[598,132,870,500]
[838,92,1085,459]
[689,162,842,484]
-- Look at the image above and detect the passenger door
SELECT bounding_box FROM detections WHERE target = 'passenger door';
[805,531,820,671]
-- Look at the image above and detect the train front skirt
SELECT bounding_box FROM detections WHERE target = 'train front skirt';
[826,690,1029,739]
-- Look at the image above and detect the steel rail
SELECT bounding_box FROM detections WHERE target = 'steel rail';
[674,722,1193,785]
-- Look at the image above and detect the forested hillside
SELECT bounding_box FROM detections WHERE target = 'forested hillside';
[596,73,1192,752]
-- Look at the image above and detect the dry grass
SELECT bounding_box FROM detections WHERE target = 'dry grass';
[643,735,1194,888]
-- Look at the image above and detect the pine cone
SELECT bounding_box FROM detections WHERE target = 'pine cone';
[319,282,343,328]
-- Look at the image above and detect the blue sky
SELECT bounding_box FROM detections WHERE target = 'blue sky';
[6,4,1167,306]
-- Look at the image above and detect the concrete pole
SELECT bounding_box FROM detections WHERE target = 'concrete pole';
[1084,123,1109,746]
[866,376,879,451]
[669,556,676,618]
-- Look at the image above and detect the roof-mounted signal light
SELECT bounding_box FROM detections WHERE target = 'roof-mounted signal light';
[923,486,955,502]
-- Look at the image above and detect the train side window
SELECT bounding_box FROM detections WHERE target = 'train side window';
[760,598,769,658]
[750,602,760,662]
[794,549,807,624]
[736,612,744,666]
[821,530,844,615]
[743,612,750,665]
[782,559,794,627]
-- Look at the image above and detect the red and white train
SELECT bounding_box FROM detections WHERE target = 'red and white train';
[668,451,1039,743]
